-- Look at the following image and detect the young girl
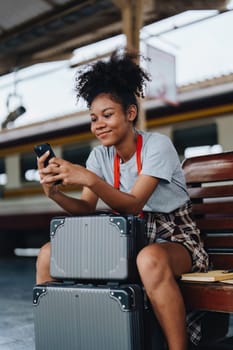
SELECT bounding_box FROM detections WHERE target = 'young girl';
[36,51,208,350]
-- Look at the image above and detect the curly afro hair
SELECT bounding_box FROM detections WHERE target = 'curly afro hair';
[75,50,151,123]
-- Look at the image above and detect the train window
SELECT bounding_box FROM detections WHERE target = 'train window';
[173,123,218,158]
[20,152,39,182]
[0,157,7,185]
[62,144,91,166]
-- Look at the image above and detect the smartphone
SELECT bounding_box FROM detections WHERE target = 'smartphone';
[34,143,62,185]
[34,143,56,167]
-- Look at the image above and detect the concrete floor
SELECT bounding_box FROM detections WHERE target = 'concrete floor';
[0,256,233,350]
[0,257,36,350]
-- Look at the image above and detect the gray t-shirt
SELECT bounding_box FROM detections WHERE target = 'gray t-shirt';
[86,130,189,213]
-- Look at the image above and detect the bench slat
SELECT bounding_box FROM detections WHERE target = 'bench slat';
[208,253,233,269]
[188,185,233,198]
[202,233,233,249]
[183,152,233,183]
[188,184,233,199]
[203,235,233,249]
[195,218,233,230]
[192,202,233,215]
[180,282,233,313]
[181,152,233,315]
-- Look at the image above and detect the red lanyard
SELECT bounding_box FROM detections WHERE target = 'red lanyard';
[114,134,142,190]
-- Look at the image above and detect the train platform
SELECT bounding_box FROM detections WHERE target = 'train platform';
[0,256,233,350]
[0,257,36,350]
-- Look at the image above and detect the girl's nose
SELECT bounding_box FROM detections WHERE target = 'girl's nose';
[95,118,106,129]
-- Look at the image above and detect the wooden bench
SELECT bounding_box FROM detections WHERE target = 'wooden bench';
[179,151,233,347]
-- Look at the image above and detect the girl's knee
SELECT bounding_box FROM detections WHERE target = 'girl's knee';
[136,245,175,296]
[136,244,171,279]
[36,242,52,284]
[36,242,51,269]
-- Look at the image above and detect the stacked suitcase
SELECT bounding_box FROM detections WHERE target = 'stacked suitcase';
[33,213,165,350]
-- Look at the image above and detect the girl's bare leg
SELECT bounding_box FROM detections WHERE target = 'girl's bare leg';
[36,242,53,284]
[137,242,192,350]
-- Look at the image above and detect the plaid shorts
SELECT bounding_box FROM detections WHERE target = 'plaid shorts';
[143,201,209,345]
[143,200,209,272]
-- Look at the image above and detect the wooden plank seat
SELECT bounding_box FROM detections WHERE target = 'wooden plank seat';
[180,151,233,314]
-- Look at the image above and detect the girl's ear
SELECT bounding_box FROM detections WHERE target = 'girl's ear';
[127,105,137,122]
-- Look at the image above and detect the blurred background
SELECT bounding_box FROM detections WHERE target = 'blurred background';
[0,1,233,349]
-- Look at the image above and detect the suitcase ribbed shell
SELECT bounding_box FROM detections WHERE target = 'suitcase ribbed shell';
[33,283,144,350]
[50,215,145,280]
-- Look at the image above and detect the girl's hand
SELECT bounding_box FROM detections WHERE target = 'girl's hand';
[39,157,95,189]
[37,151,59,197]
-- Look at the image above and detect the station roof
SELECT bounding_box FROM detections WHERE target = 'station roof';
[0,0,229,77]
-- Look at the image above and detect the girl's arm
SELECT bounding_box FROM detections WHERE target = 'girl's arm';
[89,173,158,214]
[40,156,158,215]
[48,186,98,215]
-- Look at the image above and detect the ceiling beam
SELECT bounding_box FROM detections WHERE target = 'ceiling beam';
[113,0,144,52]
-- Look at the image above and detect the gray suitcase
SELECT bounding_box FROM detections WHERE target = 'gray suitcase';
[33,282,144,350]
[50,214,146,281]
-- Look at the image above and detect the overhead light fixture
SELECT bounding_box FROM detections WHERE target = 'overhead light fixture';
[1,69,26,129]
[1,104,26,129]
